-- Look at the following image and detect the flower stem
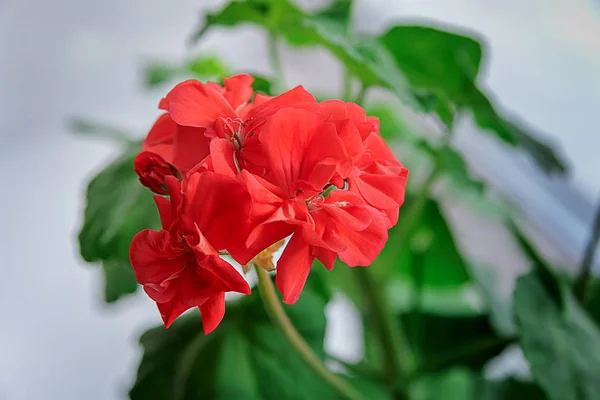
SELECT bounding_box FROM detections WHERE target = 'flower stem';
[342,70,352,101]
[353,84,368,105]
[254,266,367,400]
[574,195,600,304]
[354,267,413,390]
[268,32,284,94]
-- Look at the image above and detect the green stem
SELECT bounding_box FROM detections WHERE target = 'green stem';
[354,267,413,389]
[408,249,426,352]
[342,70,353,102]
[353,84,368,105]
[254,266,367,400]
[379,166,440,276]
[268,32,284,94]
[574,196,600,303]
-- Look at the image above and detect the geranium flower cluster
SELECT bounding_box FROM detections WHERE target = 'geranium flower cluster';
[130,74,409,334]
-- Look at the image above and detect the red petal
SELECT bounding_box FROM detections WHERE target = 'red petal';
[260,108,351,196]
[156,296,191,328]
[311,246,336,270]
[129,229,184,285]
[171,125,210,174]
[183,171,257,264]
[245,85,317,133]
[320,190,372,231]
[362,133,401,165]
[143,113,177,161]
[164,176,183,216]
[204,255,251,294]
[338,120,365,161]
[246,200,301,253]
[223,74,254,110]
[161,79,236,127]
[275,233,313,304]
[154,195,173,230]
[337,208,389,267]
[209,138,237,177]
[200,292,226,334]
[351,169,407,210]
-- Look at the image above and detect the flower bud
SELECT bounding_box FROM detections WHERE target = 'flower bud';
[134,151,180,195]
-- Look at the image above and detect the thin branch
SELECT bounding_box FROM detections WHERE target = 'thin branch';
[353,84,368,106]
[354,267,413,390]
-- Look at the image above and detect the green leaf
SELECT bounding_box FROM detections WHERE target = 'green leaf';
[69,118,135,145]
[365,105,420,143]
[380,25,566,174]
[410,368,475,400]
[401,313,512,373]
[79,148,160,263]
[143,55,230,87]
[480,377,547,400]
[415,140,484,193]
[410,370,547,400]
[586,280,600,327]
[191,0,416,106]
[514,271,600,400]
[374,197,516,335]
[251,75,273,96]
[130,276,381,400]
[101,258,138,303]
[386,199,471,288]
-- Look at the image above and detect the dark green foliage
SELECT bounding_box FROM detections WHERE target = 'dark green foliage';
[515,271,600,400]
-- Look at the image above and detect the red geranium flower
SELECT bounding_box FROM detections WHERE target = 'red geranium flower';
[129,74,409,330]
[129,173,255,333]
[242,108,389,304]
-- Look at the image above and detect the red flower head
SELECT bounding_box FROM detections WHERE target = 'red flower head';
[129,173,256,334]
[133,151,180,195]
[243,109,390,304]
[129,74,409,331]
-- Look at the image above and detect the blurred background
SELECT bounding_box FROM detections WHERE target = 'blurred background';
[1,0,599,399]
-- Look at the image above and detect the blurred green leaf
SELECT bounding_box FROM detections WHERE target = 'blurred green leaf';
[101,258,138,303]
[375,197,516,336]
[365,105,419,142]
[480,377,547,400]
[69,118,135,145]
[514,270,600,400]
[143,55,230,88]
[380,25,566,174]
[401,313,512,373]
[144,64,179,87]
[192,0,416,106]
[366,104,484,193]
[381,26,482,103]
[586,280,600,327]
[130,276,383,400]
[251,75,273,96]
[79,148,160,262]
[410,370,546,400]
[410,368,475,400]
[385,199,471,288]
